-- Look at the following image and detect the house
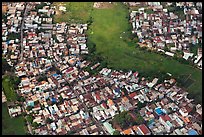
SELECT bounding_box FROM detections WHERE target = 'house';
[8,106,22,117]
[159,114,173,132]
[136,124,151,135]
[188,129,198,135]
[122,128,134,135]
[103,122,115,135]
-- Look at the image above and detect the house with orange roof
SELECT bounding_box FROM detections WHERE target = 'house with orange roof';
[122,128,134,135]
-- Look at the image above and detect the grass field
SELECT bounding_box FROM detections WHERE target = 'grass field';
[53,2,93,23]
[52,2,202,103]
[2,75,17,101]
[2,103,26,135]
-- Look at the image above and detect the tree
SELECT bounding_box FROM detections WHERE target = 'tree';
[45,118,53,124]
[26,115,33,124]
[137,101,147,110]
[112,111,134,129]
[135,113,145,125]
[31,122,39,128]
[34,100,39,106]
[7,32,20,40]
[58,96,63,104]
[26,106,33,111]
[22,112,27,117]
[2,57,13,74]
[113,130,121,135]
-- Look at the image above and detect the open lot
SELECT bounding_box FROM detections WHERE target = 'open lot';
[2,103,26,135]
[53,2,202,103]
[52,2,93,23]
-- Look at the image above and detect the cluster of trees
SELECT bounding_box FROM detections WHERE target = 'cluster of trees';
[112,110,145,129]
[112,111,133,129]
[7,32,20,40]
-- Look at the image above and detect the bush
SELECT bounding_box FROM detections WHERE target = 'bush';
[26,115,34,123]
[113,130,121,135]
[45,118,53,124]
[31,122,39,128]
[7,32,20,40]
[35,2,47,10]
[26,106,33,111]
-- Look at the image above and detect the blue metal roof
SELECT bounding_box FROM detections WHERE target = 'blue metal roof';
[52,73,58,77]
[51,98,57,102]
[114,88,120,93]
[155,107,164,115]
[188,129,198,135]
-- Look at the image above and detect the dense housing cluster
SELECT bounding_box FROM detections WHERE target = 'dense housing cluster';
[2,2,202,135]
[130,2,202,69]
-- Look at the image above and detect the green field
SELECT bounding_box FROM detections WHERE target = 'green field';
[2,103,26,135]
[2,75,17,101]
[53,2,202,103]
[53,2,93,23]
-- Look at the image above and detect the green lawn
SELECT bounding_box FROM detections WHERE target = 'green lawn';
[53,2,93,23]
[2,75,17,101]
[2,103,26,135]
[52,2,202,104]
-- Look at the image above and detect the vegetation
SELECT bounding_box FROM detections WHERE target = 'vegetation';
[145,9,154,14]
[2,57,13,74]
[52,2,201,103]
[37,74,48,82]
[134,113,145,125]
[35,2,47,11]
[190,43,202,55]
[137,101,147,110]
[2,75,18,101]
[52,2,94,23]
[31,122,40,128]
[45,118,53,124]
[86,2,202,104]
[26,115,34,124]
[7,32,21,40]
[113,130,121,135]
[26,106,33,111]
[2,103,26,135]
[112,111,133,129]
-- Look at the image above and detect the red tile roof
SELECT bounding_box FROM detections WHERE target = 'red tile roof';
[138,124,150,135]
[160,114,171,122]
[129,92,137,98]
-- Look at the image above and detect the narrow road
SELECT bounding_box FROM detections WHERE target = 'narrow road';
[19,2,34,135]
[20,2,28,61]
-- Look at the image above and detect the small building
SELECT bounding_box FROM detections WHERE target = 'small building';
[103,122,115,135]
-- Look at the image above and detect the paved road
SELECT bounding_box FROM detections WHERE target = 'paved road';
[20,3,29,61]
[19,3,34,135]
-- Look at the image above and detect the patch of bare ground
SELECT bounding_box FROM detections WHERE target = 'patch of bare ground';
[2,4,8,14]
[93,2,113,9]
